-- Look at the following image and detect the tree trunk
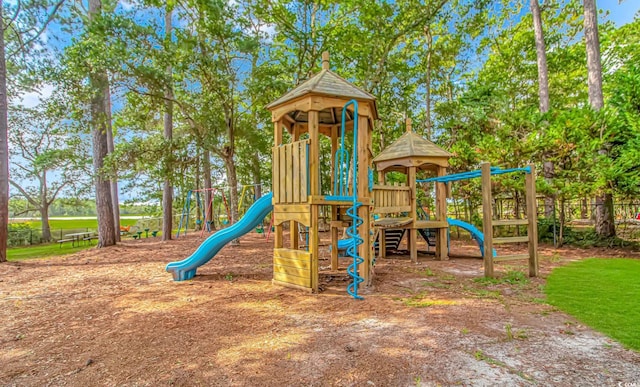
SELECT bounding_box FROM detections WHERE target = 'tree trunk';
[225,155,239,245]
[0,3,8,262]
[581,197,588,219]
[203,149,213,225]
[424,25,433,140]
[194,150,201,230]
[105,82,120,242]
[531,0,550,113]
[584,0,615,237]
[41,203,51,242]
[252,153,262,199]
[89,0,116,247]
[162,7,173,241]
[40,174,52,242]
[531,0,555,218]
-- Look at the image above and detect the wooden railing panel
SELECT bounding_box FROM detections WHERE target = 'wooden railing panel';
[372,185,412,214]
[272,139,310,205]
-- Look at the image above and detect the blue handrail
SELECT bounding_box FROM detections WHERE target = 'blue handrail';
[417,166,531,184]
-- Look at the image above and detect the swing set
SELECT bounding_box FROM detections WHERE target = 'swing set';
[176,188,231,238]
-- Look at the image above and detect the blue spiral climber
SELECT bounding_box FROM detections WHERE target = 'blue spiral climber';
[343,100,364,300]
[346,201,364,299]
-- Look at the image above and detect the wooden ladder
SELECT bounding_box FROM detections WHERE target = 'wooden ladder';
[481,163,539,278]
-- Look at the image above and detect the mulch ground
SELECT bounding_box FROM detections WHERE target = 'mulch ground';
[1,231,639,386]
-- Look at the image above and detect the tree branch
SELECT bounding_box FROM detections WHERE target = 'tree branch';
[7,0,66,59]
[8,179,39,208]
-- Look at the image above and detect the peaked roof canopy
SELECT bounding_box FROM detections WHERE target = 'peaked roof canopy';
[266,52,379,125]
[373,119,452,172]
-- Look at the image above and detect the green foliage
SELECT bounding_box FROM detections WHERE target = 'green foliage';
[545,258,640,351]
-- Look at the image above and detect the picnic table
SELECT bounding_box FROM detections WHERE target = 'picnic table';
[58,232,97,247]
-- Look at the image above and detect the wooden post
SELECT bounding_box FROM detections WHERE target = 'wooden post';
[435,166,448,260]
[273,120,283,249]
[331,223,339,270]
[308,110,320,196]
[275,224,283,249]
[525,163,539,277]
[330,125,339,269]
[378,171,385,185]
[310,204,319,292]
[274,120,282,147]
[357,114,371,284]
[307,110,320,290]
[408,165,417,263]
[481,162,494,277]
[291,221,299,249]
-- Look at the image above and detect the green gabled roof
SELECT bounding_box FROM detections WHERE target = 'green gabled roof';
[373,131,452,163]
[265,69,376,110]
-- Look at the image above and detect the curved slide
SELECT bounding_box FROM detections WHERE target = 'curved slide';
[166,192,273,281]
[446,218,496,258]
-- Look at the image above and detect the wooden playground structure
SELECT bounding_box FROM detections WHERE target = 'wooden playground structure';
[265,52,538,296]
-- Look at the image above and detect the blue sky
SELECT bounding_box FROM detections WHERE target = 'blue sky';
[600,0,640,26]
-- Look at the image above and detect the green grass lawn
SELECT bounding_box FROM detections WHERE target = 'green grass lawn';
[8,243,95,261]
[545,258,640,351]
[22,218,140,230]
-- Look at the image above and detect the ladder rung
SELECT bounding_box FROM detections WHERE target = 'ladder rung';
[493,236,529,244]
[492,219,529,226]
[493,254,530,262]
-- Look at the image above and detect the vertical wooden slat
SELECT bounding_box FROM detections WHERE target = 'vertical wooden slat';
[526,163,539,277]
[279,146,286,204]
[286,143,293,203]
[275,224,283,249]
[272,146,280,204]
[293,141,300,203]
[291,220,298,249]
[481,162,494,277]
[300,140,308,200]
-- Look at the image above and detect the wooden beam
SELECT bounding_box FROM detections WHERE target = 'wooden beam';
[493,236,529,244]
[492,219,529,226]
[493,254,530,262]
[481,162,494,277]
[435,166,448,260]
[274,121,282,147]
[330,125,338,194]
[310,204,320,293]
[308,110,320,196]
[526,163,539,277]
[357,114,371,284]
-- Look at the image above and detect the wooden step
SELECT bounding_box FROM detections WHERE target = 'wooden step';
[492,219,529,226]
[493,236,529,244]
[493,254,530,262]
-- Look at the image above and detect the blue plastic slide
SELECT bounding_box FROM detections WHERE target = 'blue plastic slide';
[166,192,273,281]
[447,218,496,258]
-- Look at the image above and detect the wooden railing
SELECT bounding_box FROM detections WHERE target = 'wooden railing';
[273,139,310,205]
[372,184,411,214]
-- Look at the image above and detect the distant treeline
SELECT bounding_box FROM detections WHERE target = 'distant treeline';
[9,198,160,218]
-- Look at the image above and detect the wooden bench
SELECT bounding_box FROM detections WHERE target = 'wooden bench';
[83,235,99,244]
[57,238,75,247]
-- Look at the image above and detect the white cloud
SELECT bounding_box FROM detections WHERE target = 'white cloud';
[16,84,55,108]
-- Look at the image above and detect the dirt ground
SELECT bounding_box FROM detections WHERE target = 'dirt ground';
[1,231,639,386]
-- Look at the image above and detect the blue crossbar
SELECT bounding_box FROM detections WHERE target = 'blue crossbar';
[417,166,531,184]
